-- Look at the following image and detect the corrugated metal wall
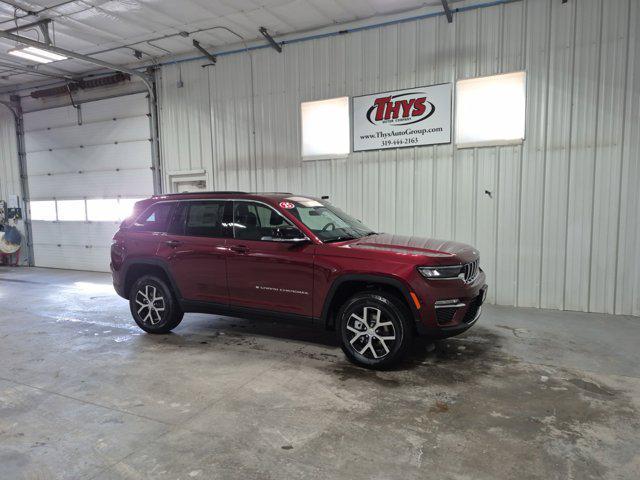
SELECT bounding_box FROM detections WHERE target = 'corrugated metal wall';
[159,0,640,316]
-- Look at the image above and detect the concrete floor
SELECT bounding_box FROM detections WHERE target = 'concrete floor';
[0,267,639,480]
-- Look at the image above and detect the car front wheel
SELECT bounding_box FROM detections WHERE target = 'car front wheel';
[129,275,183,333]
[337,292,413,369]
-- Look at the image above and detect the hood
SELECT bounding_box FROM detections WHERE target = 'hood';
[344,233,479,264]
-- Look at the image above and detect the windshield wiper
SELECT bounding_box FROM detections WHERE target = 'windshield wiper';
[361,231,378,237]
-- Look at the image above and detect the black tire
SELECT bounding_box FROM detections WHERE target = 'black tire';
[337,292,413,369]
[129,274,183,333]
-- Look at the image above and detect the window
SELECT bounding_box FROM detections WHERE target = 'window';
[30,201,57,221]
[182,201,231,238]
[297,207,347,231]
[56,199,86,221]
[455,71,526,148]
[30,197,145,222]
[87,199,119,221]
[86,198,143,222]
[285,197,374,243]
[301,97,350,159]
[233,202,296,241]
[133,203,175,232]
[117,198,143,221]
[168,203,187,235]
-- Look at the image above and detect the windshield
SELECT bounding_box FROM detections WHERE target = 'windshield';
[283,197,375,242]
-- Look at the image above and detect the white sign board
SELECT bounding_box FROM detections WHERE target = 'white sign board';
[352,83,452,152]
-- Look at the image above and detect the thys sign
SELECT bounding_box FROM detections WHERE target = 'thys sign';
[352,83,452,152]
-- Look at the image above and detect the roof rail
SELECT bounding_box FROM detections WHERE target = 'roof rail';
[156,191,247,196]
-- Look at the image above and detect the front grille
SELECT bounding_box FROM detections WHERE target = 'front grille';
[461,258,480,283]
[435,307,458,325]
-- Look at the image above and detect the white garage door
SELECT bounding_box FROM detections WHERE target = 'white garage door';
[24,93,154,272]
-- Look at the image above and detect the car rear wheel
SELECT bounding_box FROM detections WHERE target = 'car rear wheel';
[337,292,413,369]
[129,275,183,333]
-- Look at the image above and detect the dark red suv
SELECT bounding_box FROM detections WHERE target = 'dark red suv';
[111,192,487,368]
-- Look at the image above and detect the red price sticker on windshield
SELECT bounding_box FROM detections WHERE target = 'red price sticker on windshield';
[279,202,295,209]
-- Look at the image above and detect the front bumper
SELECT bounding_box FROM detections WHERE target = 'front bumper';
[416,291,485,337]
[411,269,487,338]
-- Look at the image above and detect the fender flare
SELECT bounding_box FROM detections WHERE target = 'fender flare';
[121,257,183,299]
[320,273,420,326]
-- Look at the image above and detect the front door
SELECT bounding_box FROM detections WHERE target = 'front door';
[225,201,315,318]
[157,200,231,304]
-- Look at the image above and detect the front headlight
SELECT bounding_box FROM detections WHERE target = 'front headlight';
[418,265,462,280]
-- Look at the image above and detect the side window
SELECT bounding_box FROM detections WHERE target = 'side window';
[133,202,174,232]
[167,202,187,235]
[184,201,230,238]
[233,202,295,241]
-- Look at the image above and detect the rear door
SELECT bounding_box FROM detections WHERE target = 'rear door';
[225,201,315,318]
[157,200,231,304]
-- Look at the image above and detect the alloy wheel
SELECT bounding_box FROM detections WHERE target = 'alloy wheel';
[135,285,166,325]
[345,306,397,359]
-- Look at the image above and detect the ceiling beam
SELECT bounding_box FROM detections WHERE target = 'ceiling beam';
[4,18,50,34]
[441,0,453,23]
[4,18,53,44]
[0,0,79,26]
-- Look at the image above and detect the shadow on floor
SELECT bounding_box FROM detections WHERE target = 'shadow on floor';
[136,312,506,377]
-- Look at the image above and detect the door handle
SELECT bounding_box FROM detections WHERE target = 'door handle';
[165,240,182,248]
[229,245,248,254]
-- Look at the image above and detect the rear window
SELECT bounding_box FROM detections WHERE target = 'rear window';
[131,202,175,232]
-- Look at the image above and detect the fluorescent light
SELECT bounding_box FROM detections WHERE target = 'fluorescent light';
[7,46,67,64]
[23,46,67,61]
[8,48,53,63]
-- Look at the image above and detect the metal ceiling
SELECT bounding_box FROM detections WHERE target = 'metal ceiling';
[0,0,463,89]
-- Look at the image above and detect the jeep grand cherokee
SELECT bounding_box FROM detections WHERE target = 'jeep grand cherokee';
[111,192,487,368]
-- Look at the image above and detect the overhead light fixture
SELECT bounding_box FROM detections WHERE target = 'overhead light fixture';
[8,46,67,64]
[259,27,282,53]
[192,40,216,65]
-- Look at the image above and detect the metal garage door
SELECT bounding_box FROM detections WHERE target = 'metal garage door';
[23,93,154,272]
